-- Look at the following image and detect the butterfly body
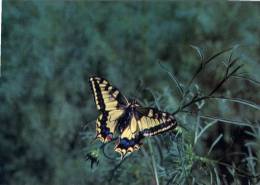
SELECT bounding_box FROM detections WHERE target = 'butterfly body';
[116,101,141,132]
[89,76,177,158]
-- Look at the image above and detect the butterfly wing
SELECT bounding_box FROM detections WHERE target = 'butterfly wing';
[114,115,143,158]
[136,107,177,137]
[89,76,128,111]
[114,106,177,158]
[96,109,124,142]
[89,76,128,142]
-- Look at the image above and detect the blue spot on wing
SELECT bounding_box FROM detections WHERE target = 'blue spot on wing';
[117,135,144,150]
[101,128,110,136]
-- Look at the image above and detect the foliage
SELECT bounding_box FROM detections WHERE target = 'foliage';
[1,1,259,185]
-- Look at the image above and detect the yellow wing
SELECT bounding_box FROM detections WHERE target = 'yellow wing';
[89,76,127,142]
[114,116,142,157]
[89,76,128,111]
[96,109,124,142]
[115,107,177,158]
[137,107,177,137]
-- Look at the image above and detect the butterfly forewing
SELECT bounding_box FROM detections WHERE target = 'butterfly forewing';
[89,77,127,111]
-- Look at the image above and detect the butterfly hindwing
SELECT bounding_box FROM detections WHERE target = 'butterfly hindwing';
[114,107,177,158]
[114,115,143,158]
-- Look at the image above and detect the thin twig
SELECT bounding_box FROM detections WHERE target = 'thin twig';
[158,60,184,96]
[207,134,223,155]
[208,60,242,96]
[145,87,161,110]
[194,119,218,145]
[198,156,260,179]
[176,137,188,184]
[190,45,204,61]
[186,47,233,90]
[199,115,254,127]
[173,56,244,115]
[179,96,260,112]
[231,75,260,86]
[179,110,256,128]
[209,96,260,110]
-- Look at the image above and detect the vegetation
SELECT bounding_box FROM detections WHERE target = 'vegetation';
[1,1,259,185]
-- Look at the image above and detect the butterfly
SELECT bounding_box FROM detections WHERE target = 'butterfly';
[89,76,177,159]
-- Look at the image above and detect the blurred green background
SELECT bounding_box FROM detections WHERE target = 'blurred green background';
[1,1,259,185]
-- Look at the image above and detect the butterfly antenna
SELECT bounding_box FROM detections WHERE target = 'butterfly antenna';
[123,94,129,104]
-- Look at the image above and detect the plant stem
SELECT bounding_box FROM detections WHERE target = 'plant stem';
[148,138,160,185]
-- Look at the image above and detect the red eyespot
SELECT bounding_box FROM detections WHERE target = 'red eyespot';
[106,134,113,141]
